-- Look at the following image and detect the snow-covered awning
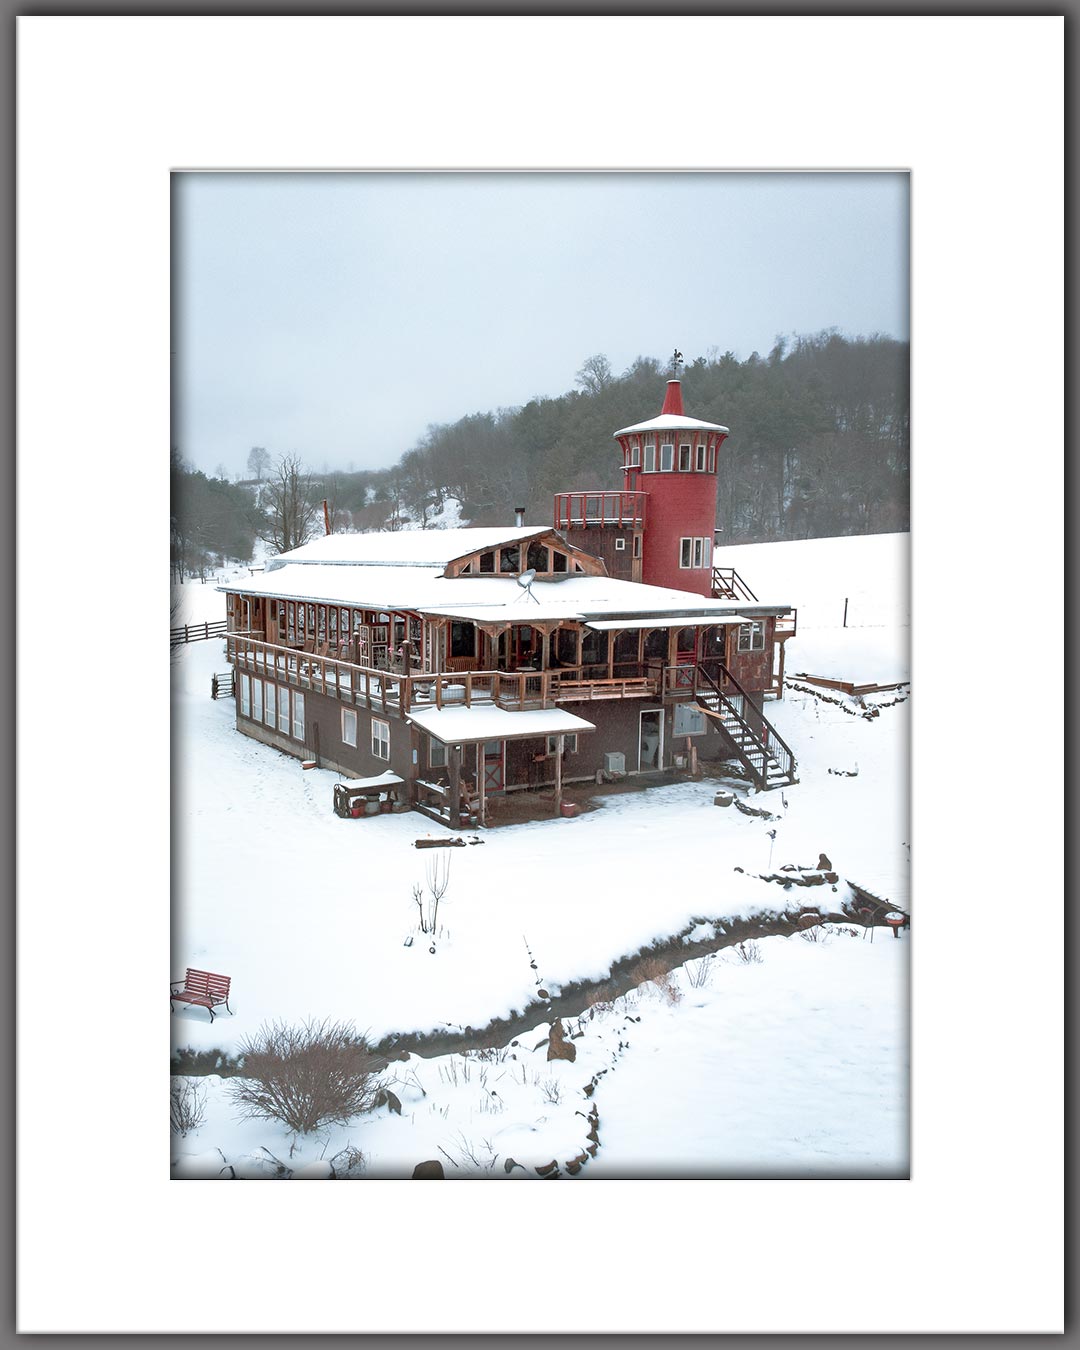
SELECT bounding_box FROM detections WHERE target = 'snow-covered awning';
[335,771,404,792]
[407,705,596,746]
[585,614,750,631]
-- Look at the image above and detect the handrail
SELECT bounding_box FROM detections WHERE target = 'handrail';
[710,567,759,603]
[695,660,796,785]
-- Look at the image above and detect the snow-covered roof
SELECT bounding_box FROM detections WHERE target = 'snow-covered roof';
[407,705,596,745]
[336,771,404,792]
[613,412,729,437]
[220,564,789,623]
[265,527,547,571]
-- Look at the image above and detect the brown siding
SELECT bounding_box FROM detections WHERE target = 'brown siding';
[558,525,636,581]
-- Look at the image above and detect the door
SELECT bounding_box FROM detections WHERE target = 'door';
[483,740,505,793]
[638,710,663,772]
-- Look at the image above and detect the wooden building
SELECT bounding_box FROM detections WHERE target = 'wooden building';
[219,381,798,826]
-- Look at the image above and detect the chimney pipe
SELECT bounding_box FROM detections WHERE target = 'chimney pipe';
[514,506,525,528]
[322,499,331,535]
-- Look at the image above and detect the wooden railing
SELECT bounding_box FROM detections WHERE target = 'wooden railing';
[554,490,647,530]
[696,660,797,785]
[171,618,228,647]
[225,635,660,713]
[711,567,758,602]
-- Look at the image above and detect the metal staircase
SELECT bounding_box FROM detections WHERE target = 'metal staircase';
[693,660,797,791]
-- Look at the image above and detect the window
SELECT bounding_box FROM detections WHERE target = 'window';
[693,538,703,569]
[696,442,706,472]
[372,718,390,760]
[479,551,494,573]
[614,536,626,551]
[499,545,520,573]
[552,550,568,573]
[680,537,710,568]
[546,733,577,755]
[644,439,656,473]
[708,445,716,474]
[429,737,447,769]
[633,534,642,559]
[703,538,711,569]
[450,621,476,658]
[628,443,640,467]
[738,621,766,652]
[680,538,692,568]
[292,690,305,740]
[527,540,549,572]
[660,443,674,472]
[252,677,263,722]
[278,687,290,734]
[679,443,691,471]
[341,707,357,747]
[264,682,276,728]
[240,673,251,717]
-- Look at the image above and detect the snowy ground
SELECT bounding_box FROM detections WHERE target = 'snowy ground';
[171,531,910,1179]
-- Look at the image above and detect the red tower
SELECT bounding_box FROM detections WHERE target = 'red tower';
[613,380,728,596]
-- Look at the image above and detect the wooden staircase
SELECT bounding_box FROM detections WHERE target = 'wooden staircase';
[693,661,797,791]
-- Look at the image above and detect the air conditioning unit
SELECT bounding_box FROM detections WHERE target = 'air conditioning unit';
[603,752,625,775]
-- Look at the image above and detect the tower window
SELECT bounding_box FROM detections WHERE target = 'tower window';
[628,444,640,467]
[679,444,691,471]
[708,445,716,474]
[693,538,703,568]
[680,538,692,568]
[696,442,706,471]
[660,443,674,472]
[644,440,656,473]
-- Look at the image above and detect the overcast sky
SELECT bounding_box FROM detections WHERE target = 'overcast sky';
[172,172,908,478]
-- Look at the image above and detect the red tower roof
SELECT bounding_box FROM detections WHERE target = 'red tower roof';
[660,380,685,416]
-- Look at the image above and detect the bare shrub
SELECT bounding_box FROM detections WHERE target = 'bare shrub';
[632,954,682,1006]
[799,922,827,943]
[228,1019,385,1135]
[733,940,763,965]
[170,1077,206,1136]
[585,982,617,1013]
[328,1143,367,1179]
[541,1077,563,1105]
[437,1133,499,1174]
[685,956,714,989]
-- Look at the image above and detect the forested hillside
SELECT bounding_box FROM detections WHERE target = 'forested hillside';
[171,331,908,575]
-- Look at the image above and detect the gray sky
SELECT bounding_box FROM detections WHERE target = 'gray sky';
[172,172,908,478]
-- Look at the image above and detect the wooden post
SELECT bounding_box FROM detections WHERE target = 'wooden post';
[553,734,564,816]
[606,631,615,680]
[477,742,486,828]
[448,744,462,829]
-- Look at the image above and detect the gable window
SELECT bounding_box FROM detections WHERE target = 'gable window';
[500,545,520,573]
[341,707,358,748]
[552,550,568,573]
[264,682,276,728]
[292,691,305,741]
[372,718,390,761]
[527,539,549,572]
[644,439,656,473]
[479,551,495,573]
[660,443,674,472]
[696,442,706,471]
[737,621,766,653]
[679,443,692,471]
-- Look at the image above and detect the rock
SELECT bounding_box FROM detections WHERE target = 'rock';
[824,871,839,884]
[565,1158,582,1176]
[503,1157,526,1174]
[818,853,832,871]
[547,1019,577,1063]
[537,988,550,999]
[713,791,734,808]
[535,1159,559,1177]
[412,1160,444,1179]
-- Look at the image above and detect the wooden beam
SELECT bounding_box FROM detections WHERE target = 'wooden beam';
[553,734,564,816]
[448,743,462,829]
[477,742,486,828]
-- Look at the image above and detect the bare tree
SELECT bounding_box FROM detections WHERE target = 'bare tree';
[575,353,613,396]
[247,445,271,483]
[261,453,320,555]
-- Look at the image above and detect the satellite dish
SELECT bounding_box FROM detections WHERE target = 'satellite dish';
[516,568,540,604]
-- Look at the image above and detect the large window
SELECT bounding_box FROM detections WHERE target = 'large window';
[660,443,674,472]
[341,707,358,747]
[737,621,766,652]
[292,690,305,741]
[372,718,390,761]
[680,537,712,569]
[450,621,476,659]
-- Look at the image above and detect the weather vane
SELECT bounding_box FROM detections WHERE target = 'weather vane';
[671,348,684,378]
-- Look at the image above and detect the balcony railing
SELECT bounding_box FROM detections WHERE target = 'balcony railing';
[554,490,647,530]
[226,635,660,715]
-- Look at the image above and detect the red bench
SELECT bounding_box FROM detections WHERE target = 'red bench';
[170,968,232,1022]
